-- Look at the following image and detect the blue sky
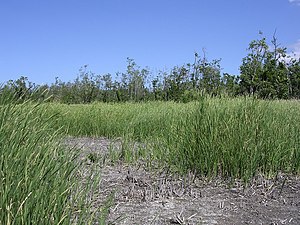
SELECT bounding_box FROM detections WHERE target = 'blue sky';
[1,0,300,85]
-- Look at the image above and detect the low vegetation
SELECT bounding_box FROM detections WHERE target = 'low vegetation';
[1,95,300,224]
[49,97,300,181]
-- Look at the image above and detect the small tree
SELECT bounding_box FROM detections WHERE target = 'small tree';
[239,32,291,99]
[124,58,149,101]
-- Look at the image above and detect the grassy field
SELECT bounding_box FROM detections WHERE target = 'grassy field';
[49,97,300,180]
[1,96,300,224]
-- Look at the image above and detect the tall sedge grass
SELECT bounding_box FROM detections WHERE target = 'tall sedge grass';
[48,101,186,140]
[8,93,297,222]
[47,98,300,181]
[164,97,300,181]
[0,94,103,224]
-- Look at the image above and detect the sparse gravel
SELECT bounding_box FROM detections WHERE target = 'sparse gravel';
[64,136,300,225]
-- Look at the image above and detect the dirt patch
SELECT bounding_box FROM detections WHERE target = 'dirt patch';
[64,137,300,225]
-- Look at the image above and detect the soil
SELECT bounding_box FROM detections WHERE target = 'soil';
[64,137,300,225]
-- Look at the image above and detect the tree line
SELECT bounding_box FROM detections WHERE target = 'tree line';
[1,34,300,103]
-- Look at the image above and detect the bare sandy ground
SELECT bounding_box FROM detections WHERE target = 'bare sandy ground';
[64,137,300,225]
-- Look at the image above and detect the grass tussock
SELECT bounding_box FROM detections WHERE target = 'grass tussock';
[0,94,103,224]
[165,98,300,181]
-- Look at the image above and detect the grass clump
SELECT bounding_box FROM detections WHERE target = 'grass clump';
[164,97,300,181]
[0,94,103,224]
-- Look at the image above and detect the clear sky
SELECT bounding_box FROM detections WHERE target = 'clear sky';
[1,0,300,85]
